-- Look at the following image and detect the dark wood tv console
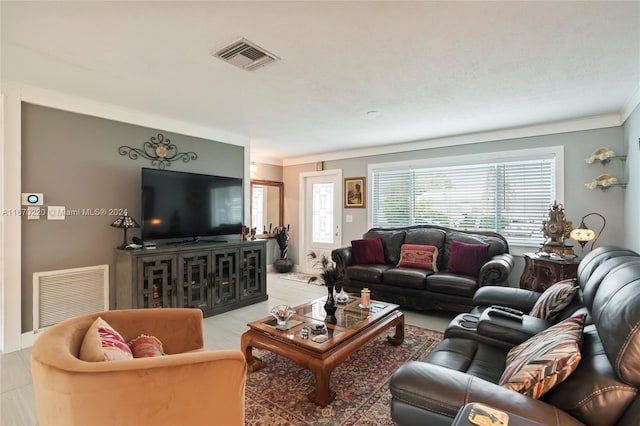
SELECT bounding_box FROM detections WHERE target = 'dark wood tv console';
[115,240,267,317]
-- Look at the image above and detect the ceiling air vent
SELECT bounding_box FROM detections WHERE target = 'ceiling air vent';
[212,38,280,71]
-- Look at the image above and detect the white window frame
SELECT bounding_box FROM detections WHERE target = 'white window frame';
[367,146,564,252]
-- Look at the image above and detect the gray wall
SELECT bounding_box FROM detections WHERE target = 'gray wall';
[21,103,244,332]
[283,126,627,285]
[623,104,640,252]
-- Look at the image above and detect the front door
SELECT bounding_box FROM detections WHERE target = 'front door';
[300,170,342,274]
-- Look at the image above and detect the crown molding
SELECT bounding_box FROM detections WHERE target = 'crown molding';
[7,82,249,148]
[282,113,621,166]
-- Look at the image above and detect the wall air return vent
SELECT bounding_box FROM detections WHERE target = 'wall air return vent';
[212,38,280,71]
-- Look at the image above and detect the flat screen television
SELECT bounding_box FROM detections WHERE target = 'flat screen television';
[141,168,243,242]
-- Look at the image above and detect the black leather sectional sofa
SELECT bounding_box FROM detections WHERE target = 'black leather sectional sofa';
[331,225,514,312]
[390,245,640,426]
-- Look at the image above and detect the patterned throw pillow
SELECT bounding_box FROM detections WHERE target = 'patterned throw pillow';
[79,317,134,362]
[447,240,489,276]
[128,334,166,358]
[529,279,578,321]
[351,238,386,265]
[397,244,439,272]
[499,313,586,399]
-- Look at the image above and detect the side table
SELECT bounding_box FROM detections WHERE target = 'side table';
[520,253,579,292]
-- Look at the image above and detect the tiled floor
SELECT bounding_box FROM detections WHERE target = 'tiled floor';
[0,273,455,426]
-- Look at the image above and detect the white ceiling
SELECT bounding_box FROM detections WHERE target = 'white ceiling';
[2,1,639,164]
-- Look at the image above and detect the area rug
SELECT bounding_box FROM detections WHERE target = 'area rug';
[279,272,324,285]
[245,324,443,425]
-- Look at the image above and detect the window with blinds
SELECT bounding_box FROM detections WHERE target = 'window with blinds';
[371,157,555,246]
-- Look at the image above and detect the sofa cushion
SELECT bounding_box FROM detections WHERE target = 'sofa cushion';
[397,244,439,271]
[351,238,385,265]
[426,273,478,297]
[346,264,390,283]
[128,334,166,358]
[529,279,578,321]
[447,240,489,276]
[499,313,585,399]
[423,338,509,383]
[382,267,431,290]
[363,229,406,265]
[543,324,639,426]
[80,317,134,362]
[404,228,446,252]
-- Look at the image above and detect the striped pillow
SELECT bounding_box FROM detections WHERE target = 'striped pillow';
[529,279,577,321]
[79,317,134,362]
[128,334,166,358]
[499,313,585,399]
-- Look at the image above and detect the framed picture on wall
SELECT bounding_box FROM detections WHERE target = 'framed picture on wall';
[344,177,366,208]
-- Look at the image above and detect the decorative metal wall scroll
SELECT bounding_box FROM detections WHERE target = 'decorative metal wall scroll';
[118,133,197,169]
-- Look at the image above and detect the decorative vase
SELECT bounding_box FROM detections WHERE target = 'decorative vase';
[273,258,294,273]
[324,285,337,324]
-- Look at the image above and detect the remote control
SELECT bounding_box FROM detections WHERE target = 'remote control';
[487,308,523,322]
[490,305,523,316]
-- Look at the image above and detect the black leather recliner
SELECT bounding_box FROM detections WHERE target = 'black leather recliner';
[390,246,640,426]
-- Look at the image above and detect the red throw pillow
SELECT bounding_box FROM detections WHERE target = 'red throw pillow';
[128,334,166,358]
[397,244,439,271]
[351,238,385,265]
[447,240,489,276]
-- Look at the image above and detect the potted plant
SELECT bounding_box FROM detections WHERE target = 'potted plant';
[273,225,294,273]
[307,251,346,324]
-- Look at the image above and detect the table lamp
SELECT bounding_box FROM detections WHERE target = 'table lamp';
[110,214,140,249]
[570,212,606,253]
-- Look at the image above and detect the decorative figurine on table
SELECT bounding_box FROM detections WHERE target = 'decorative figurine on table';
[539,200,574,256]
[273,225,294,273]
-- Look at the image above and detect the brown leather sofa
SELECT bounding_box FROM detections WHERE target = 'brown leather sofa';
[390,246,640,426]
[332,225,514,312]
[31,308,247,426]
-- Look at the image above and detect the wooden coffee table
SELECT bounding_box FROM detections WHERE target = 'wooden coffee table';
[241,296,404,406]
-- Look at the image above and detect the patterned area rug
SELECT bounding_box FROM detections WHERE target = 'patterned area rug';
[279,272,324,285]
[245,324,443,425]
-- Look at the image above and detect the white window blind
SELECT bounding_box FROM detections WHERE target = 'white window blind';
[372,157,555,246]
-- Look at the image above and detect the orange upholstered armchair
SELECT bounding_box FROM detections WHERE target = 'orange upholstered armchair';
[31,308,246,426]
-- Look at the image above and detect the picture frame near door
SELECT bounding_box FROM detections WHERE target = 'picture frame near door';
[344,177,366,208]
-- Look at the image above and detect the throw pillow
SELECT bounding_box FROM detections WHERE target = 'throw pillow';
[351,238,385,265]
[499,313,586,399]
[79,317,134,362]
[397,244,439,272]
[529,279,578,321]
[128,334,166,358]
[447,240,489,276]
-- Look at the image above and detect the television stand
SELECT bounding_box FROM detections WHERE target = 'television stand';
[115,239,267,318]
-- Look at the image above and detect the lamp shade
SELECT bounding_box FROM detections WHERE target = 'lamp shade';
[110,214,140,229]
[570,226,596,246]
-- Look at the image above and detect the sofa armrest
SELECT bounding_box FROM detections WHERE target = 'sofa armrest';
[332,246,354,271]
[390,361,585,426]
[473,286,542,312]
[103,308,205,354]
[478,253,514,286]
[33,349,247,426]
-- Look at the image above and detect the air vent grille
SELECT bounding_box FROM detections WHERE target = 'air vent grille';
[212,38,280,71]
